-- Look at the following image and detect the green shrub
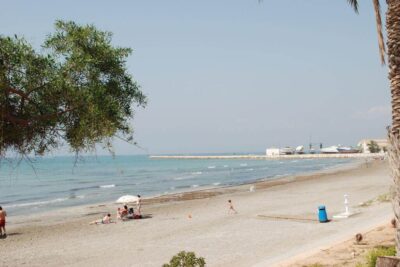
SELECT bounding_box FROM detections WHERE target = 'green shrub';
[364,246,396,267]
[367,141,381,153]
[377,193,391,202]
[163,251,206,267]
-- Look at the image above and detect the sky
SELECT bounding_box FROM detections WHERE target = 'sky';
[1,1,391,155]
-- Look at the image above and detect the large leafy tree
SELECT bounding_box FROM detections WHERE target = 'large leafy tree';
[0,20,146,156]
[348,0,400,255]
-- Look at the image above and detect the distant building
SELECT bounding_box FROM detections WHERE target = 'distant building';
[266,148,280,156]
[357,139,388,153]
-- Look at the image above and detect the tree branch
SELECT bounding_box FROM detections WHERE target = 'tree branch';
[2,107,76,127]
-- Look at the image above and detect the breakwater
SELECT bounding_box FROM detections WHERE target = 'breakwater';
[150,153,384,160]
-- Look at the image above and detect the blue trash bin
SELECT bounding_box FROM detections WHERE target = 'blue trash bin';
[318,205,328,223]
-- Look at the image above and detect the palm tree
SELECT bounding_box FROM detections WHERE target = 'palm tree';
[348,0,400,255]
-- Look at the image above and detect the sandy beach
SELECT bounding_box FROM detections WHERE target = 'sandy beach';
[0,159,393,267]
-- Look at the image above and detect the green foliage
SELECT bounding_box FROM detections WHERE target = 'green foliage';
[162,251,206,267]
[0,20,146,156]
[367,141,381,153]
[359,192,391,207]
[377,193,391,202]
[356,246,396,267]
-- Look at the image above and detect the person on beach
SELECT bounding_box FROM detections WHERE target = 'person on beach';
[120,205,129,220]
[0,206,6,237]
[137,195,142,215]
[228,200,237,214]
[117,208,122,220]
[90,214,113,225]
[128,208,135,219]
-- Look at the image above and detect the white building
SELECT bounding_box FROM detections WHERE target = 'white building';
[357,139,388,153]
[266,148,280,156]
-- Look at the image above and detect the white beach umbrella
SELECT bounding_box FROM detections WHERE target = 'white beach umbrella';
[116,195,138,204]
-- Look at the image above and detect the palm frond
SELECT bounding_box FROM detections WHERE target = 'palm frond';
[373,0,386,65]
[348,0,359,13]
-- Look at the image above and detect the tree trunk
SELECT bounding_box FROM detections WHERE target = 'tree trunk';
[387,0,400,256]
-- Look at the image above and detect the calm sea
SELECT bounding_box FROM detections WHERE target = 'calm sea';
[0,155,354,215]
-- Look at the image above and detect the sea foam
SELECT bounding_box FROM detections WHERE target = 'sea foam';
[99,184,116,189]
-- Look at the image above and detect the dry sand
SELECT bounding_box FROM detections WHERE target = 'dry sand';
[283,222,395,267]
[0,159,393,267]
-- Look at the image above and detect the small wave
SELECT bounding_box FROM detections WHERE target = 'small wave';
[173,176,193,181]
[191,184,199,188]
[70,185,99,192]
[212,182,221,186]
[208,166,216,169]
[247,168,254,171]
[4,197,69,209]
[68,194,85,200]
[223,165,229,168]
[99,184,116,189]
[169,186,175,190]
[191,171,202,175]
[291,160,298,163]
[240,163,248,167]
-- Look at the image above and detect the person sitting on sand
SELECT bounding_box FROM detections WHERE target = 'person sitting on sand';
[90,214,113,225]
[121,205,129,220]
[228,200,238,214]
[128,208,135,219]
[0,206,7,237]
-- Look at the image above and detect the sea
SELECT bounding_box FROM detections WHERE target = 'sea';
[0,154,355,215]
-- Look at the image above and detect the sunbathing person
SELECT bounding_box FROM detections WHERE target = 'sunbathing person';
[90,214,113,225]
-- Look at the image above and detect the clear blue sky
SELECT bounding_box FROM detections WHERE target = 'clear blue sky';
[1,1,390,154]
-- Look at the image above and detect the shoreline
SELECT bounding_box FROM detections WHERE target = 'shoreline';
[7,158,362,223]
[1,159,391,267]
[3,157,360,218]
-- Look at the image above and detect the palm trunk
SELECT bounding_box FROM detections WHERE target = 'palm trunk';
[386,0,400,256]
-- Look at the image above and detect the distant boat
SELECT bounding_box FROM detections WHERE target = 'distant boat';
[321,145,360,154]
[295,146,305,154]
[280,147,295,155]
[320,146,339,154]
[337,146,360,154]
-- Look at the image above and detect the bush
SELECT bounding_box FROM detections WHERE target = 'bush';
[367,141,381,153]
[163,251,206,267]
